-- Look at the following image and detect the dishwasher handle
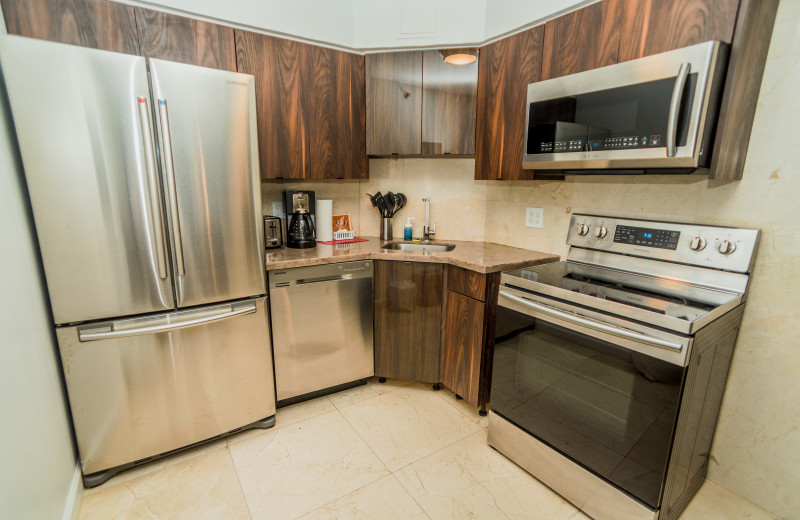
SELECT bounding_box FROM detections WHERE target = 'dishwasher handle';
[295,274,353,286]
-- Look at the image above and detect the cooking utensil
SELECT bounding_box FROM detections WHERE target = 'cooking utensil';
[385,191,395,215]
[375,192,390,218]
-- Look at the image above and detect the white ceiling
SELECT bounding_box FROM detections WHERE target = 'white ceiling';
[121,0,593,51]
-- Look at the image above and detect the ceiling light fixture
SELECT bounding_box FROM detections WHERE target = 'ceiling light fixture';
[439,48,478,66]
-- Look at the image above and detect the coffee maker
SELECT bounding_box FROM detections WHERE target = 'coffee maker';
[284,190,316,248]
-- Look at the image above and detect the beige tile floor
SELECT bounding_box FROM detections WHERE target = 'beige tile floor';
[79,378,777,520]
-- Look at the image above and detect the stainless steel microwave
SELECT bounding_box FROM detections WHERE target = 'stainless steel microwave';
[522,41,729,173]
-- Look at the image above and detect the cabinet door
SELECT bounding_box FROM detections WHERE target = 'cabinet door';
[366,52,423,155]
[540,0,623,80]
[374,261,442,383]
[309,46,368,179]
[441,290,485,406]
[618,0,739,62]
[235,30,311,180]
[422,50,478,155]
[134,8,236,71]
[474,26,544,180]
[1,0,140,54]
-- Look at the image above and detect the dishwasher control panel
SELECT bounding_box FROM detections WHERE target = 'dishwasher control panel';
[268,260,373,289]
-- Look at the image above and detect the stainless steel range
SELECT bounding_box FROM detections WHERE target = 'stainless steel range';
[488,214,759,520]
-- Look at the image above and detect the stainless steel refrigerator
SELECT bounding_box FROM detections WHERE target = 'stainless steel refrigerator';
[0,35,276,486]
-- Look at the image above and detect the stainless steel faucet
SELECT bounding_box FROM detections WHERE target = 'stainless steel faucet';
[422,197,436,242]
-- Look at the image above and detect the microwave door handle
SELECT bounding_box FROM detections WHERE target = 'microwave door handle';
[137,97,168,280]
[666,62,691,157]
[499,290,684,352]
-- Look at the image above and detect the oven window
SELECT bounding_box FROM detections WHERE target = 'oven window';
[526,74,697,155]
[491,306,683,508]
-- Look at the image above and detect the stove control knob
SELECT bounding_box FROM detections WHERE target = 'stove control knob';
[689,236,706,251]
[577,224,590,236]
[717,240,737,255]
[594,225,608,238]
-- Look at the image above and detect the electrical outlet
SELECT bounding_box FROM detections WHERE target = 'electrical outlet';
[271,201,284,217]
[525,207,544,228]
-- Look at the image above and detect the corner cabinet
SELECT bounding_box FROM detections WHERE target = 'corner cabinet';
[373,261,443,384]
[366,50,477,156]
[440,266,501,413]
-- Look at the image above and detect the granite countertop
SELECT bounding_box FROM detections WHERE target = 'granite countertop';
[265,238,559,274]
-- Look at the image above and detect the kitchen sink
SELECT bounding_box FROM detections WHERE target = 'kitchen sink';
[381,242,456,253]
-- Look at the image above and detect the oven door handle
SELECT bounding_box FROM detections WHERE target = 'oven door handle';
[499,290,684,352]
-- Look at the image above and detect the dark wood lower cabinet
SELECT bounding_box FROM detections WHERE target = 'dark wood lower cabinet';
[440,290,485,405]
[440,267,501,411]
[373,261,443,383]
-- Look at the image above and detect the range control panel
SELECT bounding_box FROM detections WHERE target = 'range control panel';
[567,214,760,273]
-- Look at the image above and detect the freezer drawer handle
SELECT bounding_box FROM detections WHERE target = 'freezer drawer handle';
[157,99,185,278]
[666,62,691,158]
[137,97,168,280]
[499,289,684,352]
[78,303,256,342]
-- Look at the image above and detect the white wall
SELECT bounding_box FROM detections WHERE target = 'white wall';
[354,0,486,50]
[0,10,81,520]
[123,0,589,50]
[483,0,592,40]
[128,0,358,47]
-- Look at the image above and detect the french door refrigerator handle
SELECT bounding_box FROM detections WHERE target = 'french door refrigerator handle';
[137,97,168,280]
[158,99,185,277]
[78,303,257,342]
[666,62,691,158]
[499,289,684,352]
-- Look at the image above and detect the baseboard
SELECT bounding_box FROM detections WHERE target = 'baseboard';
[62,464,83,520]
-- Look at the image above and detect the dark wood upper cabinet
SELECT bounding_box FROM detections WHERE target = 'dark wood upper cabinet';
[541,0,623,80]
[421,50,478,155]
[709,0,778,181]
[474,26,544,180]
[235,30,367,180]
[374,261,443,383]
[618,0,740,62]
[1,0,140,55]
[134,8,236,71]
[235,30,309,179]
[309,46,367,179]
[366,52,423,155]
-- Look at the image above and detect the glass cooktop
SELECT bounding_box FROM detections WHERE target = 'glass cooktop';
[502,261,739,334]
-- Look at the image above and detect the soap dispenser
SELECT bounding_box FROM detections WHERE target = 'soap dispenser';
[404,217,415,241]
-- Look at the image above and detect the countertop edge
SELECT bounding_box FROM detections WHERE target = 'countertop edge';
[264,239,560,274]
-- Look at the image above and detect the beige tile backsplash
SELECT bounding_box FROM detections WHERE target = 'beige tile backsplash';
[255,2,800,516]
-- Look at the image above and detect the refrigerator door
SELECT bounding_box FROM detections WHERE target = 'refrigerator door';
[149,59,265,307]
[57,297,276,476]
[0,36,175,324]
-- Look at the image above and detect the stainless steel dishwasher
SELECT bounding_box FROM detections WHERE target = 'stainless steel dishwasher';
[269,260,374,405]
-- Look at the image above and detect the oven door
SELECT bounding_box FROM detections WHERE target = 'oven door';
[492,286,691,509]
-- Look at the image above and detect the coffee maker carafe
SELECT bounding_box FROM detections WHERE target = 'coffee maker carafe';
[284,190,316,248]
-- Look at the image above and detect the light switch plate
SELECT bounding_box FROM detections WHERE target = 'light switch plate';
[525,207,544,228]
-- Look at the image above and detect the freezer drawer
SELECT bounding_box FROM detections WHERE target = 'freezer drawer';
[56,297,275,476]
[270,261,374,402]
